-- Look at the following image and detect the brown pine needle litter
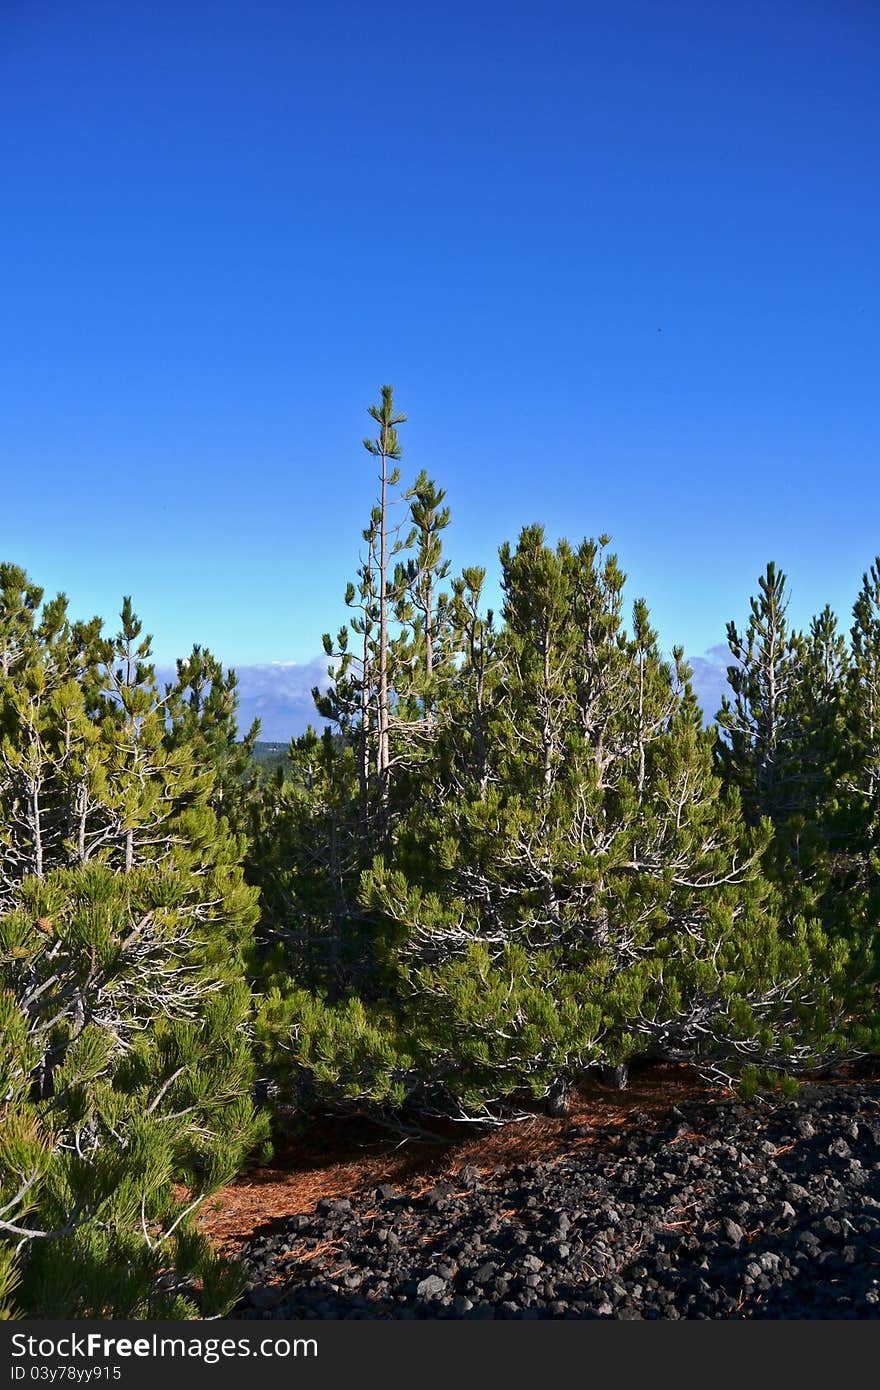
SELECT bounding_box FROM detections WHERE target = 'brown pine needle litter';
[190,1065,715,1256]
[184,1063,877,1260]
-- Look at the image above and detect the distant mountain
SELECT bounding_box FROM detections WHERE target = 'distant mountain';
[230,659,333,741]
[158,657,332,743]
[161,646,730,745]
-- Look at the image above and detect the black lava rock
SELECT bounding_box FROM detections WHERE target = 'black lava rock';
[234,1082,880,1320]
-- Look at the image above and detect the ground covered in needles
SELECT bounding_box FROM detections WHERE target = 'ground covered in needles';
[229,1078,880,1320]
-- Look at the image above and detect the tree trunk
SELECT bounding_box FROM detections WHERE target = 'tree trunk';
[378,443,390,812]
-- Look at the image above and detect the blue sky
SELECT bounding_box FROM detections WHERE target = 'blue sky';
[2,0,878,734]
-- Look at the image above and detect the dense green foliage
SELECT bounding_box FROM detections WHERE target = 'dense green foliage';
[248,390,880,1123]
[0,570,267,1318]
[3,386,880,1318]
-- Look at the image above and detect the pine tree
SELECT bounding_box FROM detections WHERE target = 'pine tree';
[717,568,854,912]
[165,644,260,835]
[717,562,804,831]
[395,470,452,719]
[842,558,880,918]
[0,581,102,900]
[362,385,408,814]
[357,530,782,1109]
[263,531,852,1118]
[0,570,268,1316]
[0,861,266,1317]
[0,564,43,680]
[442,565,500,802]
[251,398,462,1117]
[848,560,880,813]
[314,510,381,830]
[787,606,850,887]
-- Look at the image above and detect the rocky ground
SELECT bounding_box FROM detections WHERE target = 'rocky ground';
[233,1081,880,1319]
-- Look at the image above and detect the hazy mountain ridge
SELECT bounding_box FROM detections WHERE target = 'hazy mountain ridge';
[157,658,333,742]
[204,647,731,744]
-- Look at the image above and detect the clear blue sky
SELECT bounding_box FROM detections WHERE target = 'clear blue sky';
[2,0,879,690]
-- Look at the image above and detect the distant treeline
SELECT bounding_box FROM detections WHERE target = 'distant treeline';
[251,740,290,774]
